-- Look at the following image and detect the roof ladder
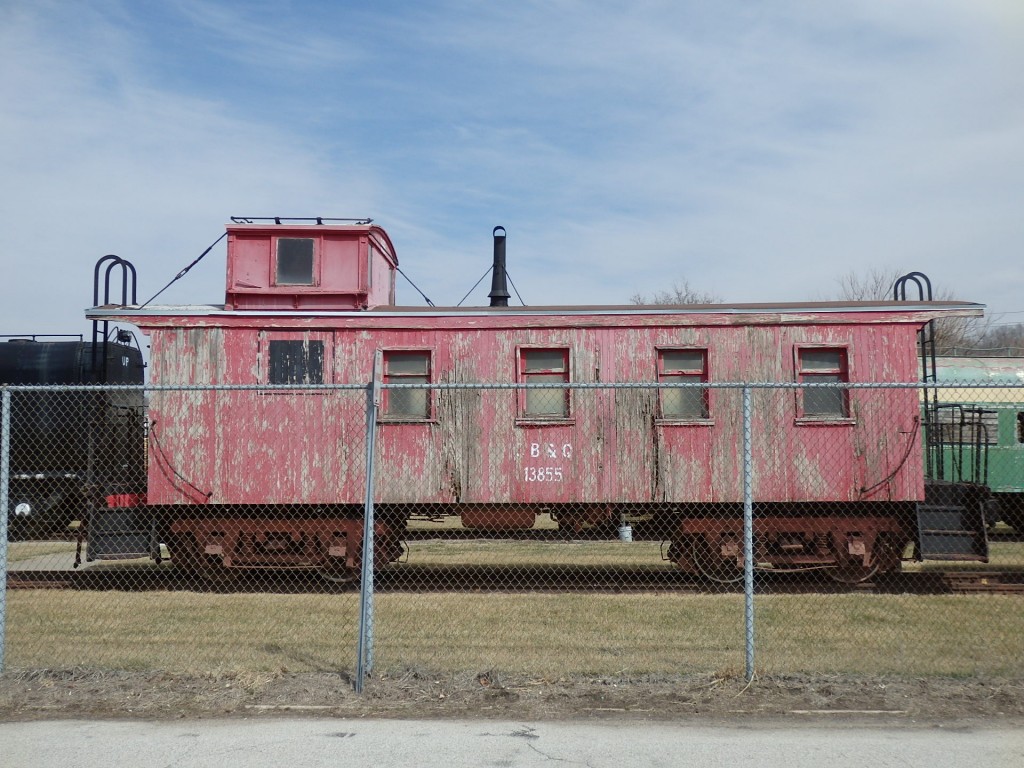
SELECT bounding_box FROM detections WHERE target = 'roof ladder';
[894,272,939,477]
[91,255,138,384]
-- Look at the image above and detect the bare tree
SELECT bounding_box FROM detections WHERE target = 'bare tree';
[630,280,721,305]
[835,268,904,302]
[832,268,985,353]
[962,322,1024,356]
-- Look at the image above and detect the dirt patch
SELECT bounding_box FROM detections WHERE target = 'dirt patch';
[2,669,1024,724]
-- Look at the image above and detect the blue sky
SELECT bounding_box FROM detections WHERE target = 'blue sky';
[2,0,1023,335]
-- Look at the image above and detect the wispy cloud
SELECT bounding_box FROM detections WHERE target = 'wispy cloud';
[1,0,1021,332]
[0,1,388,332]
[172,0,364,73]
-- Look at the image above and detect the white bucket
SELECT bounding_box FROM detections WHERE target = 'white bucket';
[617,524,633,543]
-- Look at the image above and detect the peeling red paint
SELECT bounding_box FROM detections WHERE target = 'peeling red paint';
[125,314,942,509]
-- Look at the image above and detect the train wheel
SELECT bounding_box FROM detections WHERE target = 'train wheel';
[167,534,203,569]
[828,535,900,584]
[689,536,743,584]
[827,561,881,585]
[318,566,356,585]
[166,533,240,589]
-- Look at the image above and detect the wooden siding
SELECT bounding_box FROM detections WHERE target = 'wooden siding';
[138,312,927,507]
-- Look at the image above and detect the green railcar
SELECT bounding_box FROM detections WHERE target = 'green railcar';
[933,357,1024,530]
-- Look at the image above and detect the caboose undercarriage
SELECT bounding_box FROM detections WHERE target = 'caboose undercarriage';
[164,509,405,580]
[82,491,990,584]
[664,507,912,584]
[85,504,406,582]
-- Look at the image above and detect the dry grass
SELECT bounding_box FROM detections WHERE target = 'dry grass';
[5,590,1022,678]
[5,541,170,570]
[755,594,1024,676]
[5,541,81,565]
[375,592,745,677]
[407,512,561,531]
[406,539,669,567]
[5,592,360,673]
[907,541,1024,571]
[407,538,1024,569]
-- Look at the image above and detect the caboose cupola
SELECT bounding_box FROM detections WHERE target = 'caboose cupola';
[224,217,398,311]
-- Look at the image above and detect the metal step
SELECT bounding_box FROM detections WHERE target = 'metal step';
[917,483,989,561]
[86,508,157,561]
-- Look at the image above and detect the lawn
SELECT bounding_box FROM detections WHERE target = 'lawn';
[5,589,1022,678]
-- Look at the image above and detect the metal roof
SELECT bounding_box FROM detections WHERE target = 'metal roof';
[88,300,984,319]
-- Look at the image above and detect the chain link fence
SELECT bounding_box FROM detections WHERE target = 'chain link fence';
[2,379,1023,684]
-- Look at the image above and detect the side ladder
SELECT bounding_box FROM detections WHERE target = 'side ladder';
[894,271,990,562]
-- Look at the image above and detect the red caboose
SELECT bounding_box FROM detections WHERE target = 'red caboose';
[89,218,983,579]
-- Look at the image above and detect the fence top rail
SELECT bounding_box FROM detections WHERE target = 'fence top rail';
[377,381,1024,391]
[0,383,369,392]
[1,381,1023,392]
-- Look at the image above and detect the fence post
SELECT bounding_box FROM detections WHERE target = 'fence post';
[742,386,755,682]
[0,388,10,671]
[356,351,383,692]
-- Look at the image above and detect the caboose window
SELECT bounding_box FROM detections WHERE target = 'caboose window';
[275,238,315,285]
[383,351,431,419]
[520,348,570,418]
[658,349,709,419]
[797,348,849,418]
[269,340,324,385]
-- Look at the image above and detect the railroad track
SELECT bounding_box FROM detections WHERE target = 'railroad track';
[7,567,1024,595]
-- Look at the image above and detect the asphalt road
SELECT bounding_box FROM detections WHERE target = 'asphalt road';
[2,718,1022,767]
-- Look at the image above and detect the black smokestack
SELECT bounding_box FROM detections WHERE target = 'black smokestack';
[488,226,510,307]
